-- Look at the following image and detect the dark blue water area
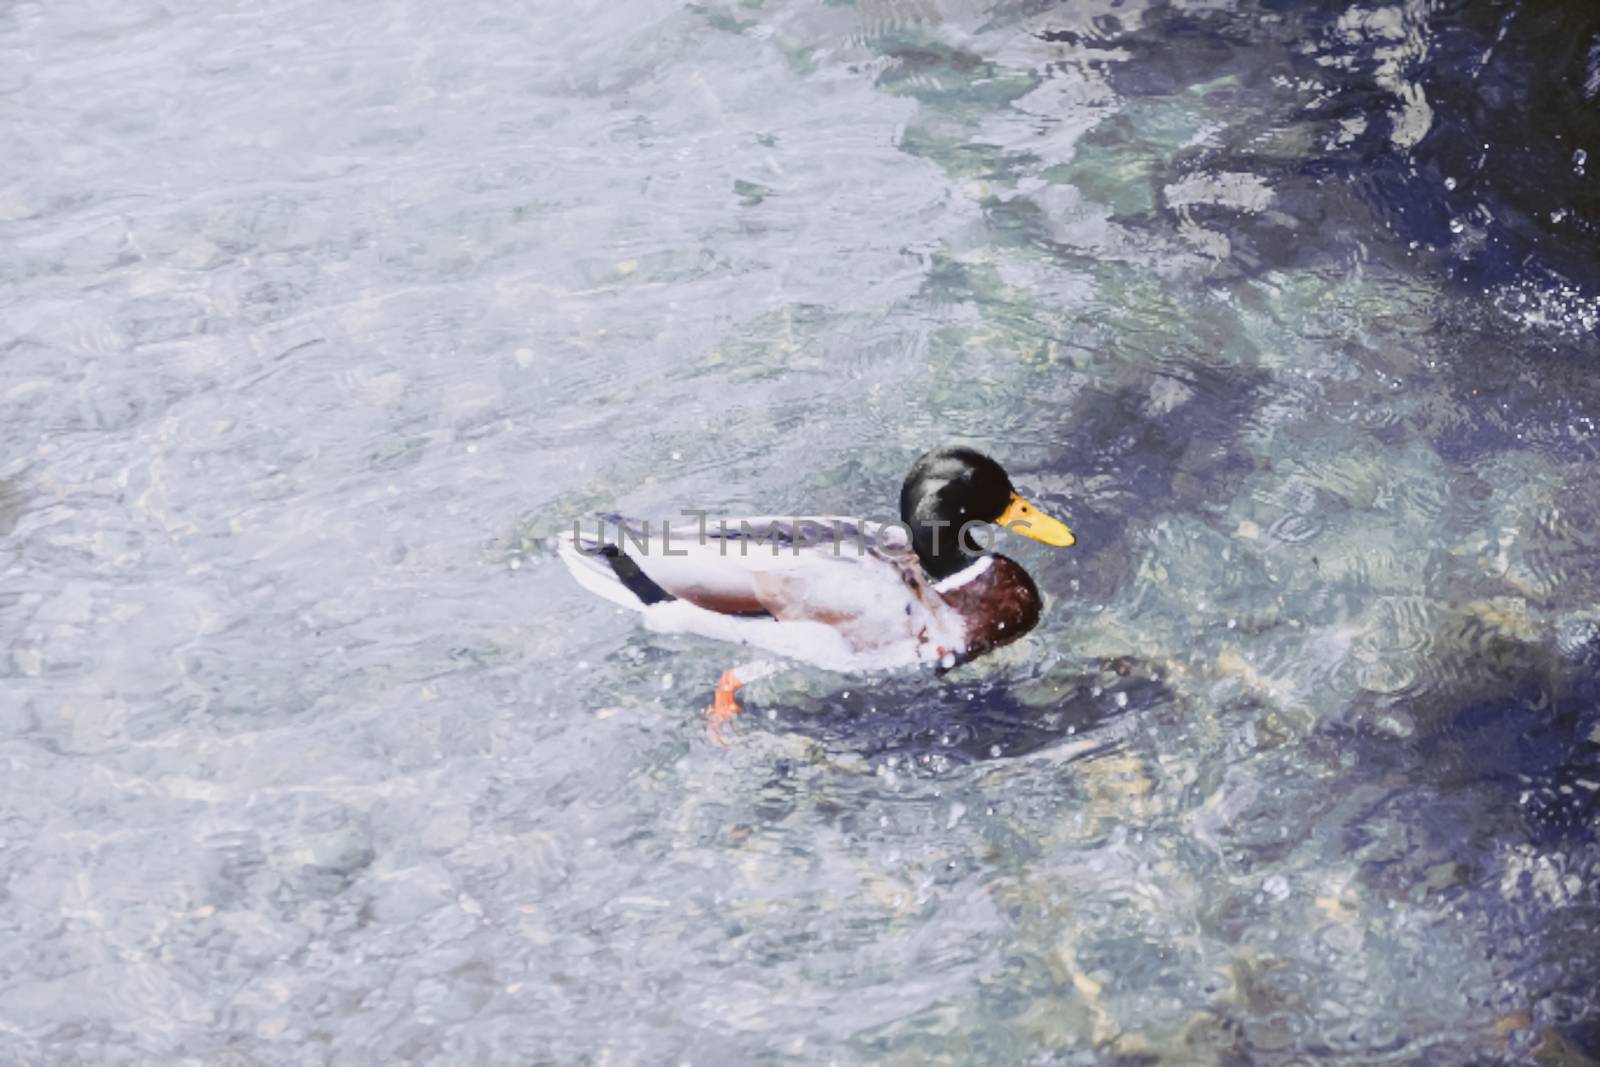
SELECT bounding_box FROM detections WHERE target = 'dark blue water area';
[1335,0,1600,293]
[1060,0,1600,304]
[1352,666,1600,850]
[761,663,1167,765]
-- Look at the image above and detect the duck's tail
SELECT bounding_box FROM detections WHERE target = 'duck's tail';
[557,518,678,611]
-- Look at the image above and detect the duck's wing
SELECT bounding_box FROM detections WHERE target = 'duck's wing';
[566,514,901,613]
[561,515,963,664]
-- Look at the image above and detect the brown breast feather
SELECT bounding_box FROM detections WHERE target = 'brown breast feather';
[937,555,1042,666]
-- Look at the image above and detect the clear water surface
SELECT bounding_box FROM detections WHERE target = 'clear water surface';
[4,0,1600,1063]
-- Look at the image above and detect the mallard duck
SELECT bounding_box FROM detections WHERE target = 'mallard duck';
[558,446,1075,744]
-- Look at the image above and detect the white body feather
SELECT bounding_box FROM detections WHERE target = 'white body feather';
[558,515,971,672]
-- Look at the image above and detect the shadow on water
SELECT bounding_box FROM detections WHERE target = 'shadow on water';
[757,659,1171,766]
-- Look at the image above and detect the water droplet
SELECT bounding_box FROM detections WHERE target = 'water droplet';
[1449,218,1465,234]
[988,744,1002,758]
[1575,148,1589,167]
[1443,176,1456,191]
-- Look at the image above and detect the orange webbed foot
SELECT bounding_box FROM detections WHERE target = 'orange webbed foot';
[705,669,744,748]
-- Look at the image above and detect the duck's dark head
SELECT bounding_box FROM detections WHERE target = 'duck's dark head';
[898,445,1075,580]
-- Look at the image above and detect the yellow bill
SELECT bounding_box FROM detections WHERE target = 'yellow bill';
[997,493,1076,547]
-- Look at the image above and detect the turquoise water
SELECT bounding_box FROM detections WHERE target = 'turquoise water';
[4,0,1600,1063]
